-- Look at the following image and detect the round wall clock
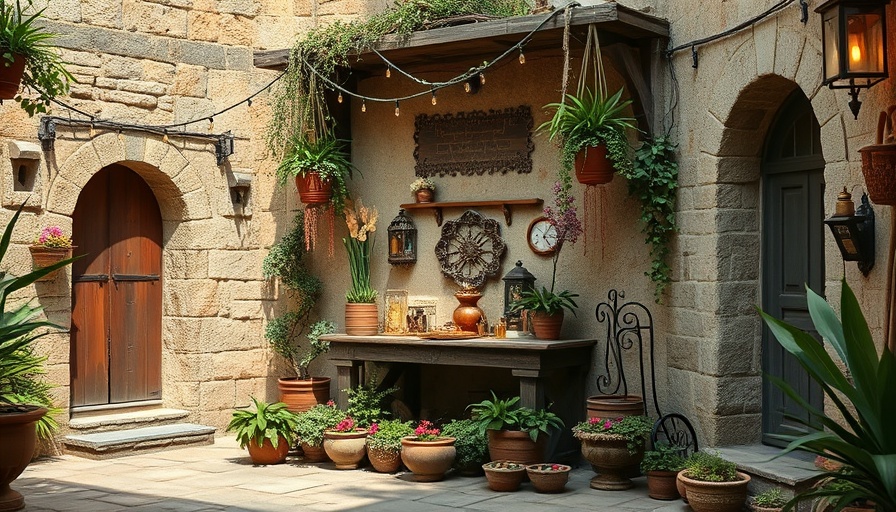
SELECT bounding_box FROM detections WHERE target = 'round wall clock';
[527,216,559,256]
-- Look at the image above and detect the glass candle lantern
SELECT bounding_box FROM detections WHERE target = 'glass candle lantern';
[383,289,409,334]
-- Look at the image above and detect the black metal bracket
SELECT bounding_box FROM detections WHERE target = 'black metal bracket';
[38,117,56,151]
[856,193,875,276]
[215,131,234,165]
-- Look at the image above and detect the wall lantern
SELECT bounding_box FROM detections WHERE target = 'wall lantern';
[502,260,536,333]
[387,209,417,265]
[824,188,875,275]
[816,0,890,119]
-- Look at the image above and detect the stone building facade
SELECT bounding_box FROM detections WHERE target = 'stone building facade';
[1,0,893,452]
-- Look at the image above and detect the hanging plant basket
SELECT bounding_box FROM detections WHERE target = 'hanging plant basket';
[295,172,333,205]
[0,54,26,100]
[575,144,615,185]
[28,246,74,281]
[858,106,896,206]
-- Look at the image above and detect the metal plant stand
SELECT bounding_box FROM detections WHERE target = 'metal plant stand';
[594,289,698,456]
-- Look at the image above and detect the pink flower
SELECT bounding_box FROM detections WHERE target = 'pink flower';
[589,417,600,425]
[413,420,440,440]
[335,417,355,432]
[603,420,612,430]
[551,464,560,471]
[326,400,335,407]
[367,423,379,435]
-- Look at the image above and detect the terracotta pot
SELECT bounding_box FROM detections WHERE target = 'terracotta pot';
[367,446,401,473]
[0,406,46,512]
[345,303,378,336]
[858,107,896,206]
[278,377,331,414]
[676,469,689,503]
[415,188,434,203]
[526,464,571,493]
[300,442,328,463]
[400,436,456,482]
[452,291,483,333]
[323,429,368,469]
[482,461,526,492]
[678,470,750,512]
[577,432,645,490]
[295,172,333,205]
[0,54,26,100]
[530,310,563,340]
[750,505,783,512]
[28,246,73,282]
[574,144,615,185]
[487,430,546,465]
[586,395,645,419]
[841,505,876,512]
[245,435,290,465]
[646,470,681,500]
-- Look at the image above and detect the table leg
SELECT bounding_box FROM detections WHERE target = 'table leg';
[332,359,362,409]
[512,369,544,410]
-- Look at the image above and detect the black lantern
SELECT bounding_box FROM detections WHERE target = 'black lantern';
[502,261,536,332]
[387,209,417,265]
[824,188,875,275]
[816,0,890,118]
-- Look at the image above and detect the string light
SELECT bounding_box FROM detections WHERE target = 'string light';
[431,89,437,106]
[117,129,123,141]
[394,100,400,116]
[479,73,486,86]
[386,65,391,78]
[337,91,343,103]
[163,129,169,143]
[247,98,252,107]
[519,48,526,64]
[89,123,95,138]
[361,99,367,112]
[208,117,214,131]
[464,82,471,93]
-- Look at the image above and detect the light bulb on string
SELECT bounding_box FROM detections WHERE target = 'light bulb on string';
[163,129,169,143]
[394,100,400,117]
[361,99,367,113]
[431,89,437,106]
[386,65,391,78]
[337,91,343,103]
[89,123,95,138]
[479,73,486,86]
[208,117,214,131]
[247,98,252,107]
[117,129,123,142]
[464,82,471,93]
[519,49,526,64]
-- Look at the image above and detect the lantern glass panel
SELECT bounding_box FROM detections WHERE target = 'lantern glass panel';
[844,8,885,74]
[823,8,841,81]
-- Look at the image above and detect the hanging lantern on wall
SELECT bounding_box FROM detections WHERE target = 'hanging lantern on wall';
[816,0,890,118]
[387,209,417,265]
[502,260,536,333]
[824,188,876,275]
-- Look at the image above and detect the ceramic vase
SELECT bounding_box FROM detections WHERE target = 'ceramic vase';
[577,432,645,490]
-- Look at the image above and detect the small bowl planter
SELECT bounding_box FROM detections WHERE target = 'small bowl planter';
[323,429,368,469]
[678,470,750,512]
[300,442,328,463]
[526,463,571,493]
[482,461,526,492]
[646,470,681,500]
[367,446,402,473]
[400,436,456,482]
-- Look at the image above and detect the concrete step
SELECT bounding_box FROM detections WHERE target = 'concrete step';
[716,444,823,512]
[68,407,191,433]
[63,423,217,459]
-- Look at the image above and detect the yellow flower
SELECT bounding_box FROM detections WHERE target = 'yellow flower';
[344,203,359,239]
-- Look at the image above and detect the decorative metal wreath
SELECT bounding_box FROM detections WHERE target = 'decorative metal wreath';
[435,210,506,289]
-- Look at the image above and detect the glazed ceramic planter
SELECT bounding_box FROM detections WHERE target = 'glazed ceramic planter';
[678,470,750,512]
[300,442,328,463]
[367,446,401,473]
[646,470,681,500]
[28,246,73,281]
[530,310,563,340]
[400,436,456,482]
[323,430,368,469]
[574,144,615,185]
[246,436,290,465]
[526,464,571,493]
[577,432,645,490]
[0,406,46,512]
[414,188,434,203]
[345,303,378,336]
[486,430,546,465]
[452,291,483,333]
[482,461,526,492]
[0,54,25,100]
[278,377,330,414]
[295,172,333,205]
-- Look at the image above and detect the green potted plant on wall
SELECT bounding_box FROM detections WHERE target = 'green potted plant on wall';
[0,0,74,115]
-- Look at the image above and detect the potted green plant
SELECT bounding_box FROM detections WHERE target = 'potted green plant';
[409,176,436,203]
[760,280,896,512]
[1,203,75,511]
[467,392,564,465]
[809,475,876,512]
[225,397,299,465]
[751,487,788,512]
[263,212,331,413]
[677,451,750,512]
[343,198,378,335]
[294,401,344,462]
[640,441,686,500]
[572,415,652,491]
[442,418,489,476]
[323,415,368,469]
[0,0,74,115]
[365,419,413,473]
[400,420,456,482]
[276,131,355,210]
[344,376,398,428]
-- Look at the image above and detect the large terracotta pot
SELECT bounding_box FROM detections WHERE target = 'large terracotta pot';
[0,54,26,100]
[323,430,368,469]
[482,461,526,491]
[526,464,571,493]
[246,435,290,465]
[415,188,434,203]
[586,395,645,419]
[577,431,645,490]
[0,406,46,512]
[676,469,689,503]
[278,377,330,414]
[574,144,615,185]
[28,246,73,282]
[486,430,546,465]
[295,172,333,205]
[367,446,401,473]
[858,107,896,206]
[345,303,378,336]
[453,291,484,333]
[678,470,750,512]
[300,442,328,463]
[530,310,563,340]
[400,436,456,482]
[646,470,681,500]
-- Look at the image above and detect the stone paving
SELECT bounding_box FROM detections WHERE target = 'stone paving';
[17,437,692,511]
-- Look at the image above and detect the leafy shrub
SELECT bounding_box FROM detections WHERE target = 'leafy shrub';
[294,402,344,447]
[366,419,413,453]
[683,451,738,483]
[226,397,298,450]
[442,419,489,469]
[640,441,686,472]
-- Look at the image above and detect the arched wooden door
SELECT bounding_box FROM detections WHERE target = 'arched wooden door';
[71,164,163,407]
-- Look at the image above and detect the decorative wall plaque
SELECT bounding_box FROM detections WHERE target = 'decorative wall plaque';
[414,105,534,177]
[435,210,506,289]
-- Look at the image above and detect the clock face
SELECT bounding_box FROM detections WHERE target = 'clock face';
[527,217,559,255]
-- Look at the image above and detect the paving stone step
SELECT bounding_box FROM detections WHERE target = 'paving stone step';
[63,423,217,459]
[68,407,190,432]
[716,444,822,512]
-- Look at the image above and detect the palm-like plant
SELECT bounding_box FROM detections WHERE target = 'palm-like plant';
[225,397,299,450]
[759,280,896,511]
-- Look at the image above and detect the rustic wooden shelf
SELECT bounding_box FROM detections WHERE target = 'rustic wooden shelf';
[398,198,542,226]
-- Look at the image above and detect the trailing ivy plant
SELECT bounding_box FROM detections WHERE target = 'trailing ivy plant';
[621,135,678,301]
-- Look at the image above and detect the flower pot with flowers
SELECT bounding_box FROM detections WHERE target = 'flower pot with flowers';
[225,397,298,465]
[29,226,74,281]
[640,441,686,500]
[467,392,564,465]
[343,199,379,336]
[400,420,456,482]
[410,176,436,203]
[323,415,368,469]
[573,415,652,491]
[510,169,581,339]
[294,401,344,462]
[366,419,414,473]
[482,461,526,492]
[526,463,572,493]
[677,451,750,512]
